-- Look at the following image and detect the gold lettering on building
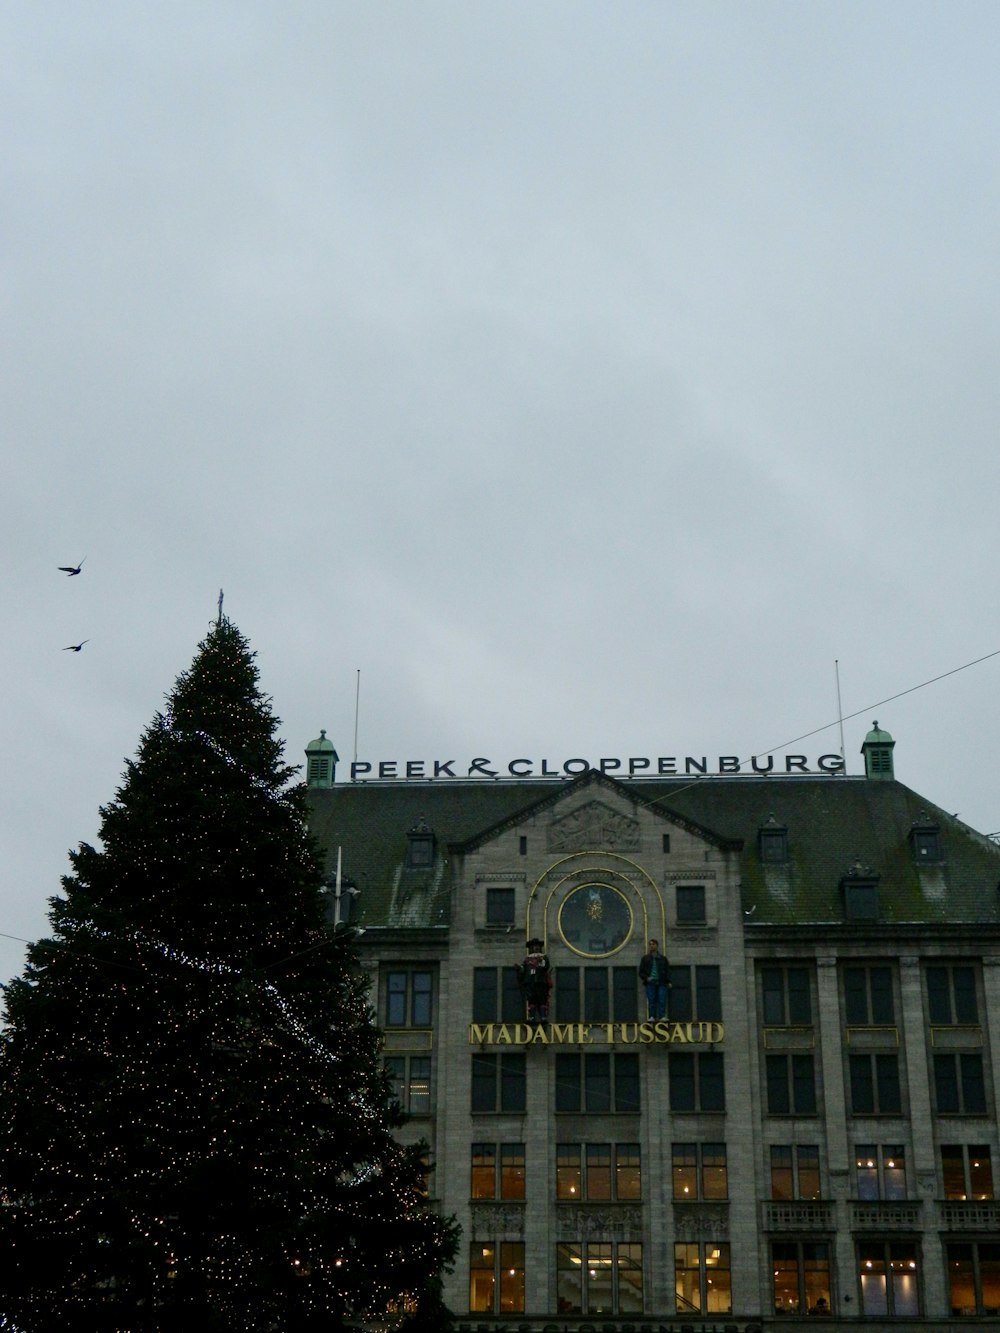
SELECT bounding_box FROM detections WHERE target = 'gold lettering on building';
[467,1021,725,1046]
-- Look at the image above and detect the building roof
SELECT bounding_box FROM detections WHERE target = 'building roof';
[305,769,1000,930]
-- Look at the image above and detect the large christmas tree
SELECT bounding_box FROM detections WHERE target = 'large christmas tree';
[0,618,455,1332]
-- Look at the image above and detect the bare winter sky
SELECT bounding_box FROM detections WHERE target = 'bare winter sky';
[4,3,1000,986]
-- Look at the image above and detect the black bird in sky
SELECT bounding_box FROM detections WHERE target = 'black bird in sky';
[58,558,85,576]
[63,641,89,652]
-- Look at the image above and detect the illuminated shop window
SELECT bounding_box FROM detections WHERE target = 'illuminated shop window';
[947,1242,1000,1316]
[941,1145,993,1200]
[771,1242,830,1317]
[384,1055,431,1114]
[674,1242,731,1314]
[470,1143,525,1199]
[770,1145,820,1200]
[556,1242,643,1315]
[854,1144,906,1199]
[672,1143,727,1200]
[469,1242,525,1313]
[858,1241,920,1317]
[556,1144,640,1201]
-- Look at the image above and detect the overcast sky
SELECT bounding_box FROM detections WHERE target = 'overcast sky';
[4,2,1000,986]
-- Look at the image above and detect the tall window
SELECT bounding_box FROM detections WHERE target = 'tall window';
[556,1144,641,1200]
[553,968,638,1023]
[941,1145,993,1200]
[556,1242,643,1314]
[668,965,722,1022]
[844,966,894,1025]
[472,967,522,1023]
[385,968,433,1026]
[555,1053,639,1112]
[384,1055,431,1114]
[485,887,515,926]
[674,1243,731,1314]
[849,1053,902,1115]
[471,1143,525,1199]
[858,1242,920,1316]
[927,965,978,1024]
[469,1242,525,1313]
[766,1054,816,1115]
[770,1145,820,1200]
[946,1242,1000,1316]
[471,1053,526,1113]
[672,1143,727,1199]
[934,1053,987,1115]
[669,1052,725,1112]
[772,1242,831,1316]
[676,885,706,924]
[855,1145,906,1199]
[762,966,811,1025]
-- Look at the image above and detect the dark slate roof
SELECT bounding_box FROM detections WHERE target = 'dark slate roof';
[305,770,1000,929]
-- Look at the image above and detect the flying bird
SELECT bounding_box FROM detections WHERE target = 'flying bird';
[63,641,89,652]
[58,558,86,576]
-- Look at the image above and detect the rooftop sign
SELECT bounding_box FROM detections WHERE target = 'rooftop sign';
[350,754,845,781]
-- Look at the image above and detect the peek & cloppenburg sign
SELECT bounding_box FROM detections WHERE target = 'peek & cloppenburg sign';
[350,754,845,781]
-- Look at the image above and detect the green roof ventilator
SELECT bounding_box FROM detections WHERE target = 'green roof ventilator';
[861,721,895,781]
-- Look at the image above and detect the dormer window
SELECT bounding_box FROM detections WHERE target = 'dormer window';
[758,816,788,864]
[406,817,435,869]
[841,862,880,921]
[909,816,942,864]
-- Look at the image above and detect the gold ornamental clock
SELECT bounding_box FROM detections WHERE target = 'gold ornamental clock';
[557,881,633,958]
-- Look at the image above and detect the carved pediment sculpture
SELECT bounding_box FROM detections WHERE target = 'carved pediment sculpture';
[547,801,641,853]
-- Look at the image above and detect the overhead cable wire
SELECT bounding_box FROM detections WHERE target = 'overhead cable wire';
[643,645,1000,811]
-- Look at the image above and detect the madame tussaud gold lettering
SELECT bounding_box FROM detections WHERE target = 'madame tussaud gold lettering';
[468,1021,723,1046]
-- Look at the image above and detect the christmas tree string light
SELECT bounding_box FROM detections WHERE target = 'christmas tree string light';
[0,617,457,1331]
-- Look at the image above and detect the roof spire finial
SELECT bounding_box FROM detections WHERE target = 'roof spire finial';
[217,589,224,624]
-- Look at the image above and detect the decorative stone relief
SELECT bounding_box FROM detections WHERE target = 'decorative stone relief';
[547,802,640,853]
[469,1203,525,1239]
[555,1205,642,1239]
[672,1204,729,1240]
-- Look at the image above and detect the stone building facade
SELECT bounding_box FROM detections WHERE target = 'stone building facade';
[305,727,1000,1330]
